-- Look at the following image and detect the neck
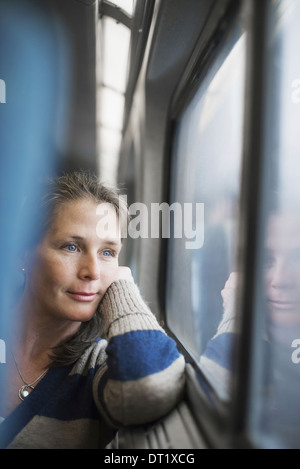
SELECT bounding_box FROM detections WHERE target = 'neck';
[10,295,80,367]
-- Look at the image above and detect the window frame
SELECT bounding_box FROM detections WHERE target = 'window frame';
[161,0,270,448]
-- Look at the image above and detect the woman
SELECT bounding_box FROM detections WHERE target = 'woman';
[0,171,185,449]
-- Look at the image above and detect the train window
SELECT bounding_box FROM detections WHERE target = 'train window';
[97,14,131,184]
[166,21,246,401]
[111,0,135,17]
[247,0,300,449]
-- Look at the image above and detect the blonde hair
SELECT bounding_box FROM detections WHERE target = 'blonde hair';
[42,170,129,240]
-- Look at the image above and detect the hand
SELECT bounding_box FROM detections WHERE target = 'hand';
[221,272,239,312]
[115,266,134,283]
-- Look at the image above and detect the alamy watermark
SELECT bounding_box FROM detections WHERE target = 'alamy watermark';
[0,79,6,103]
[0,339,6,363]
[291,339,300,364]
[96,199,205,250]
[291,79,300,104]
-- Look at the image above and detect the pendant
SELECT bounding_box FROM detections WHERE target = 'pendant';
[18,384,34,401]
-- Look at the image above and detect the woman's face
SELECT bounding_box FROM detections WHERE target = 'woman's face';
[264,213,300,331]
[24,198,122,323]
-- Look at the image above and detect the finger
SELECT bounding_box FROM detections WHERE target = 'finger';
[117,266,134,282]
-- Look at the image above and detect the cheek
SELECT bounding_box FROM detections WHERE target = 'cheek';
[29,256,72,290]
[99,262,119,287]
[264,268,272,289]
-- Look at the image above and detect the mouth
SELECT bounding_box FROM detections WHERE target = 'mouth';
[66,291,98,302]
[267,300,300,310]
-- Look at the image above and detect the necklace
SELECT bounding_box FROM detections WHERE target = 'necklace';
[11,352,48,401]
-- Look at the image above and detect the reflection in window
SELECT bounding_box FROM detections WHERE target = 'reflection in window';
[248,0,300,449]
[166,24,246,400]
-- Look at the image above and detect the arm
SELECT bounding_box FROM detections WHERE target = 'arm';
[199,272,239,399]
[214,271,239,336]
[93,277,185,427]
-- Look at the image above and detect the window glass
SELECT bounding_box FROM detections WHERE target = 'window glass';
[166,22,246,400]
[110,0,135,17]
[248,0,300,449]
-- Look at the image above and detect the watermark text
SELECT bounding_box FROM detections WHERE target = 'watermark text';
[96,200,205,250]
[291,79,300,104]
[291,338,300,363]
[0,79,6,103]
[0,339,6,364]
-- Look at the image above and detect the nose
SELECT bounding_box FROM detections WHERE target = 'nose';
[78,253,100,281]
[270,259,294,290]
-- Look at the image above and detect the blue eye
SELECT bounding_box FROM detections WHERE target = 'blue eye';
[102,250,112,257]
[65,244,78,252]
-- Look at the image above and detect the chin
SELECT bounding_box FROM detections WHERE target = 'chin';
[267,306,300,343]
[75,313,96,323]
[62,308,96,323]
[269,309,300,327]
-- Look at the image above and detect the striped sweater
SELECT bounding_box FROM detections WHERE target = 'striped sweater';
[199,288,237,401]
[0,280,185,449]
